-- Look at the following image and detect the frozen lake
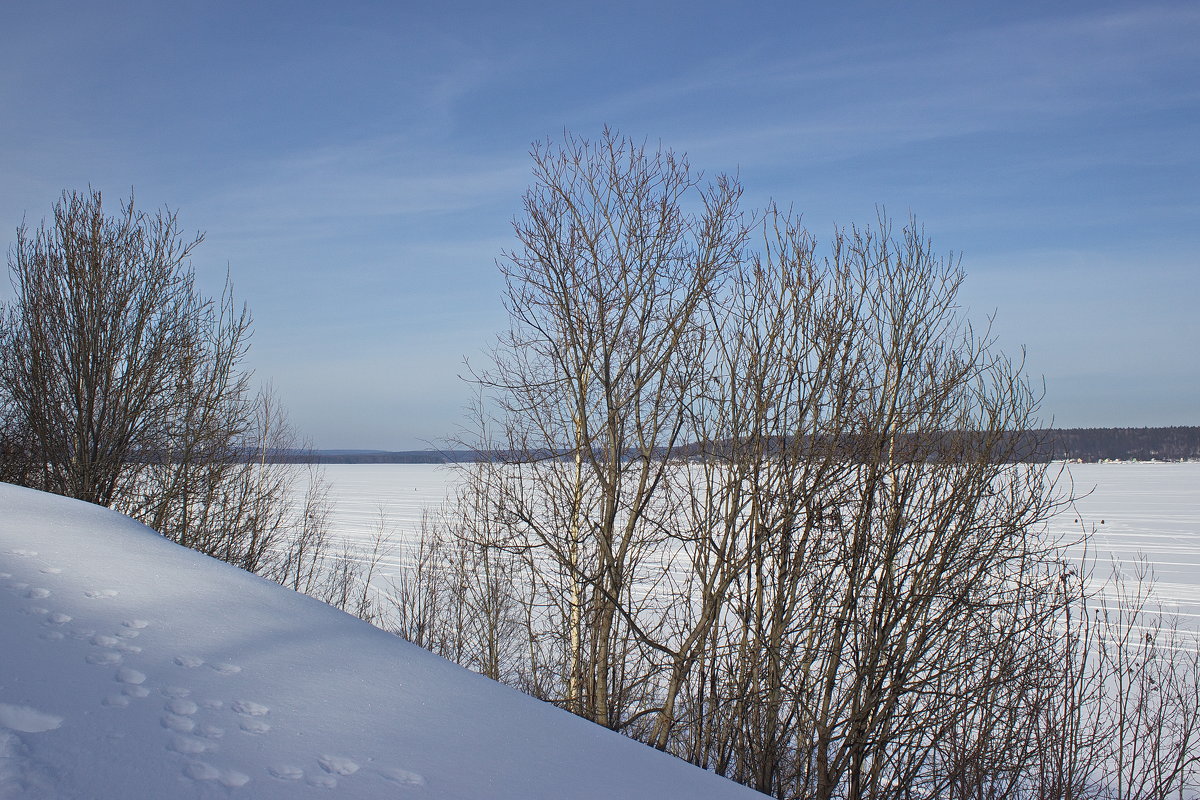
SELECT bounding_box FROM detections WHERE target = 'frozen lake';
[305,461,1200,632]
[1049,462,1200,627]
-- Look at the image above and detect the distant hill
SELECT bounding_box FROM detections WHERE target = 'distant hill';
[296,427,1200,465]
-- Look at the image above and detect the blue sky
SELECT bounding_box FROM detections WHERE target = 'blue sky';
[2,1,1197,449]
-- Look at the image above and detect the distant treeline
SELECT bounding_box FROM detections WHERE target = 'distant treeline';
[300,450,473,464]
[271,427,1200,465]
[1031,426,1200,462]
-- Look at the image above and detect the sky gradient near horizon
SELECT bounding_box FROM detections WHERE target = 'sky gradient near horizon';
[2,1,1197,449]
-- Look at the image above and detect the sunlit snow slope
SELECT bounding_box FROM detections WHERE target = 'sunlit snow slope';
[0,482,762,799]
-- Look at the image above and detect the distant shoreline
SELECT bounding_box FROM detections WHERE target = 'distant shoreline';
[286,426,1200,465]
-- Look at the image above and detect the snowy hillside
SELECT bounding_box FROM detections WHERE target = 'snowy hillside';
[0,482,762,799]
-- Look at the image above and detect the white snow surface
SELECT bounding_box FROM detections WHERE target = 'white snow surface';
[0,482,762,799]
[305,462,1200,632]
[1051,462,1200,626]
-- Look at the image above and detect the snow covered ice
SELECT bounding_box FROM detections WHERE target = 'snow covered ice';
[0,482,762,799]
[306,462,1200,632]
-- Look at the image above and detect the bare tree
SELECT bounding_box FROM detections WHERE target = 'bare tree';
[0,189,310,578]
[467,128,749,728]
[125,384,298,573]
[0,362,37,486]
[383,132,1200,799]
[1,189,216,505]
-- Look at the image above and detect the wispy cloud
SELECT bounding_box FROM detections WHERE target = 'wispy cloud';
[569,5,1200,169]
[193,137,528,241]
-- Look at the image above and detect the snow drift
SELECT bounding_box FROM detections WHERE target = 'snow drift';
[0,482,761,799]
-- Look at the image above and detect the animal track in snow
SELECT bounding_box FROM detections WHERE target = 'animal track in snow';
[199,699,223,710]
[68,628,95,640]
[22,606,50,616]
[122,686,149,698]
[379,767,427,787]
[160,686,191,699]
[39,567,62,574]
[0,704,61,733]
[39,630,64,641]
[167,734,214,755]
[115,666,146,685]
[162,713,196,734]
[182,762,249,788]
[307,773,337,789]
[317,755,359,776]
[220,770,251,788]
[91,634,120,648]
[197,724,224,740]
[115,642,141,654]
[86,651,123,666]
[166,698,198,716]
[114,628,139,639]
[7,549,38,557]
[44,612,71,625]
[268,764,304,781]
[122,619,149,629]
[183,761,220,781]
[25,587,51,599]
[84,589,118,599]
[174,655,204,668]
[102,694,130,708]
[208,662,241,675]
[230,700,269,717]
[239,719,270,735]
